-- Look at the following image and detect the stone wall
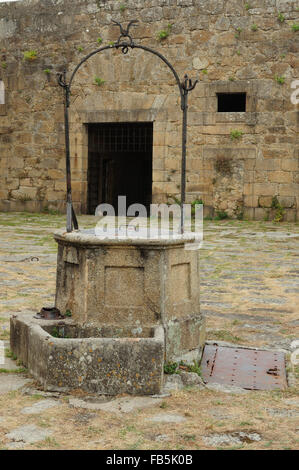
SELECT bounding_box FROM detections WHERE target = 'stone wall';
[0,0,298,220]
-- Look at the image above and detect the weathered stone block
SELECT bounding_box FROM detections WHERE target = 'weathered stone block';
[268,171,293,183]
[244,195,259,207]
[54,230,205,363]
[281,159,298,172]
[277,196,295,208]
[259,195,273,207]
[253,183,276,196]
[254,207,268,220]
[255,159,281,171]
[10,315,164,395]
[11,187,37,200]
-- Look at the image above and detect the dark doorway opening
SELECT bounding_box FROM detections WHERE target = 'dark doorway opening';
[217,93,246,112]
[87,122,153,215]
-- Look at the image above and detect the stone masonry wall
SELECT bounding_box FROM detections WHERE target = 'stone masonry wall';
[0,0,298,220]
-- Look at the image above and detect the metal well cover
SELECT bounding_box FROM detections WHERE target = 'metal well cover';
[201,344,287,391]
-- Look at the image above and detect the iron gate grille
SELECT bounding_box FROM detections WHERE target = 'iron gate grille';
[87,122,153,214]
[88,122,153,154]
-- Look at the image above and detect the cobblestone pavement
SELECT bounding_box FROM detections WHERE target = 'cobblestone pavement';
[0,212,298,450]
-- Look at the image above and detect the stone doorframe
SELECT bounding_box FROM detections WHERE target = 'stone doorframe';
[69,91,179,214]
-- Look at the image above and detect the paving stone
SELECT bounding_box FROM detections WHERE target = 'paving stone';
[0,280,23,286]
[5,424,52,444]
[21,387,61,398]
[201,310,273,322]
[7,442,26,449]
[179,371,205,388]
[248,297,287,305]
[208,408,233,420]
[288,372,297,388]
[203,431,261,447]
[243,323,280,333]
[283,398,299,407]
[201,301,232,309]
[0,375,31,395]
[205,382,249,395]
[21,399,61,415]
[1,341,21,371]
[72,412,97,424]
[266,408,299,418]
[163,374,184,392]
[249,308,293,314]
[146,413,187,423]
[69,396,162,414]
[154,434,170,442]
[1,355,20,371]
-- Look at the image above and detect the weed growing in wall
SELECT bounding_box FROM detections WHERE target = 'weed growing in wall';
[24,50,37,61]
[157,24,172,41]
[164,362,178,374]
[235,27,242,38]
[275,75,286,84]
[271,196,284,222]
[277,12,285,23]
[230,129,244,140]
[94,77,105,86]
[214,211,229,221]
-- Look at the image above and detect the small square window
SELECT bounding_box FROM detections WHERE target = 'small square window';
[217,93,246,112]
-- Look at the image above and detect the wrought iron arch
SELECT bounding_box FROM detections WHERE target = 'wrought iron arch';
[58,20,198,233]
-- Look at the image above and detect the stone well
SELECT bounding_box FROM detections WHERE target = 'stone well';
[10,228,205,395]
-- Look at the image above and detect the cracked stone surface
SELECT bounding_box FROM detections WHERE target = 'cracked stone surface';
[266,408,299,418]
[5,425,52,444]
[69,396,162,414]
[163,375,184,392]
[146,414,187,423]
[205,382,249,394]
[0,375,31,395]
[21,399,61,415]
[203,432,262,447]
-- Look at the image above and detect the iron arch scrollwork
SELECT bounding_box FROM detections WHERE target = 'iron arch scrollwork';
[58,20,198,233]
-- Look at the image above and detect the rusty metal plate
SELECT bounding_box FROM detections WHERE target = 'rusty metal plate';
[201,344,288,391]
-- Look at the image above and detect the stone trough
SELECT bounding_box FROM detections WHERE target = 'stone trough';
[10,228,205,395]
[10,316,164,395]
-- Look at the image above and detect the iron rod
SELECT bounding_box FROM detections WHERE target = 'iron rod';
[64,86,73,232]
[180,94,188,234]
